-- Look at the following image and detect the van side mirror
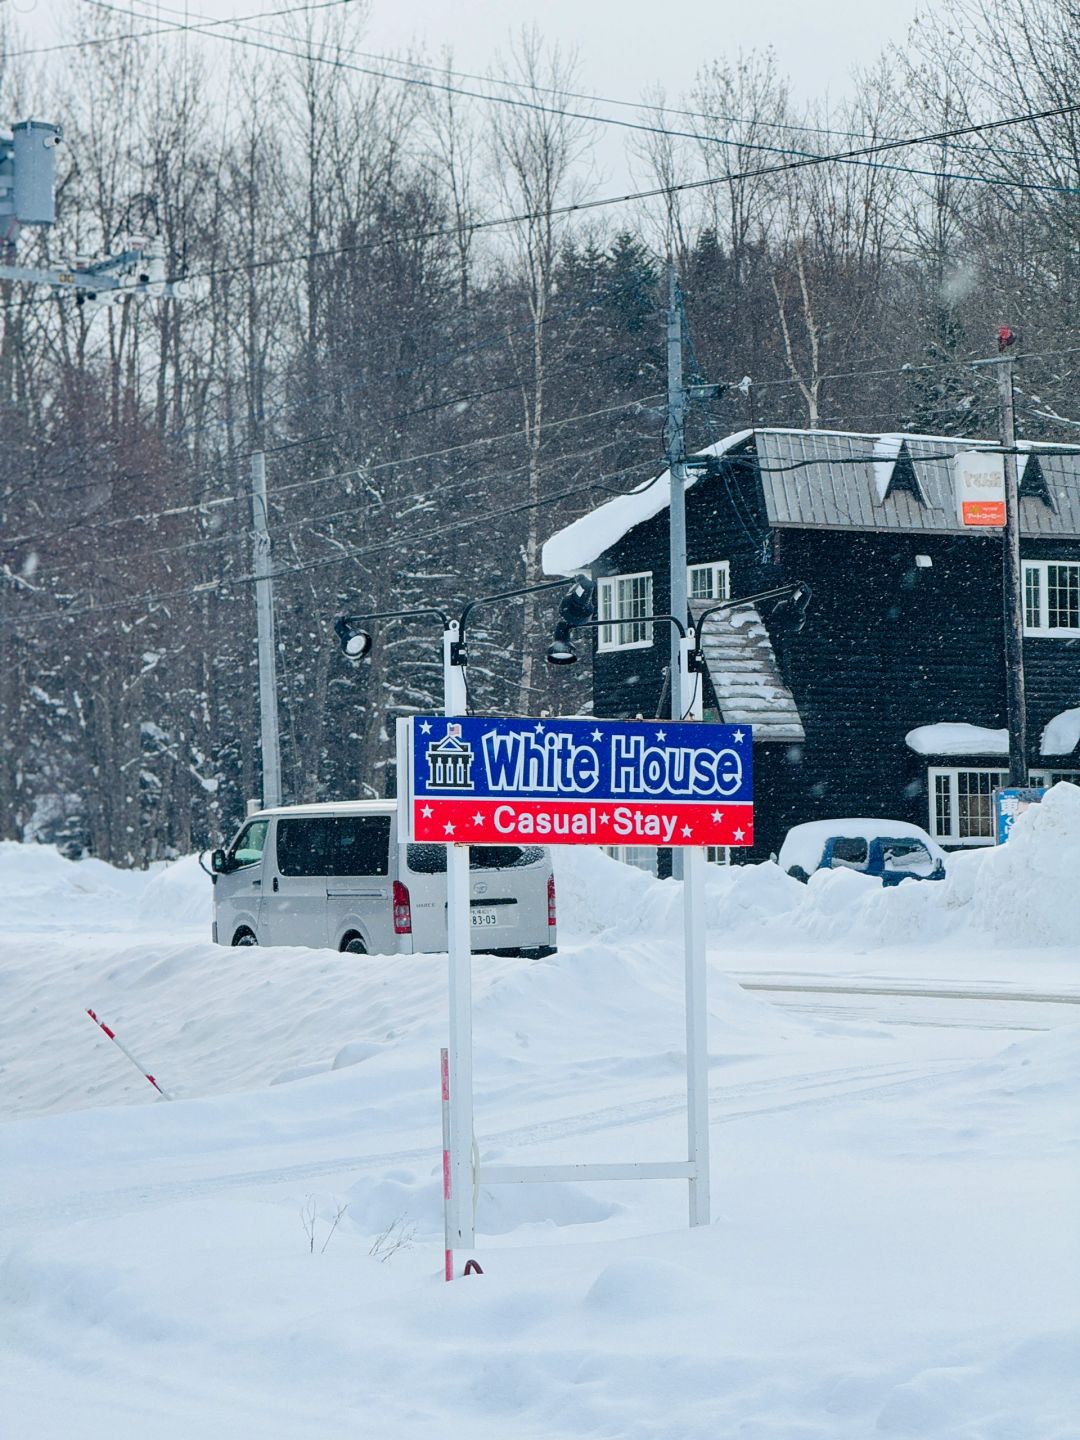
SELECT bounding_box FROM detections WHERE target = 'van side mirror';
[211,848,229,874]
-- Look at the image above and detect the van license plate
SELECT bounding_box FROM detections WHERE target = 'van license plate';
[470,908,499,928]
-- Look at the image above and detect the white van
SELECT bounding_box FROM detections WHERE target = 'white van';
[209,801,557,957]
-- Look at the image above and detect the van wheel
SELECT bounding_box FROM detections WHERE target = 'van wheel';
[232,928,258,946]
[786,866,810,884]
[342,935,367,955]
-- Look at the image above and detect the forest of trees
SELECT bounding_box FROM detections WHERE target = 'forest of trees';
[3,0,1080,863]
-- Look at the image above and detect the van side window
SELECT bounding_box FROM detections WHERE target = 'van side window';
[230,819,269,868]
[276,816,392,876]
[276,818,328,876]
[326,816,391,876]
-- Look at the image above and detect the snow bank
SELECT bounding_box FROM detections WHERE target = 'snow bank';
[7,776,1080,969]
[136,854,212,934]
[0,839,149,931]
[561,782,1080,951]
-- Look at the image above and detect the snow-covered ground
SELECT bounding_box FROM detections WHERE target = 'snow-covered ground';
[3,788,1079,1438]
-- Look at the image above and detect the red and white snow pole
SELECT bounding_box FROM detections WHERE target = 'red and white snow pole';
[86,1008,172,1100]
[441,1047,452,1281]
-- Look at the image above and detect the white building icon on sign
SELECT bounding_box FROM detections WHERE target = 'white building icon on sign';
[426,724,475,791]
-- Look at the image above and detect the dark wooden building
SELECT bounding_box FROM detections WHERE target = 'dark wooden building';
[542,427,1080,863]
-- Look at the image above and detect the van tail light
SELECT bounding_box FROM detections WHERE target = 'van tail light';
[547,873,557,928]
[393,880,412,935]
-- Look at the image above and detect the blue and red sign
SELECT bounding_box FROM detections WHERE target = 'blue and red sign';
[401,715,753,847]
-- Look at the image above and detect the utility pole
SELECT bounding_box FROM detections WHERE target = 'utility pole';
[975,339,1028,788]
[251,451,283,809]
[998,356,1028,787]
[666,262,689,880]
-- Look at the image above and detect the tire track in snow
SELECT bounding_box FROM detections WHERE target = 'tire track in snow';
[0,1058,964,1234]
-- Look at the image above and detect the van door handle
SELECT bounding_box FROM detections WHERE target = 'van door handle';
[251,878,261,887]
[272,877,279,892]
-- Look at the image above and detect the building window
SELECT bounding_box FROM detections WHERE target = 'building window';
[598,572,653,650]
[929,767,1008,844]
[1023,560,1080,636]
[689,561,730,602]
[1029,770,1080,788]
[605,845,658,875]
[705,846,730,865]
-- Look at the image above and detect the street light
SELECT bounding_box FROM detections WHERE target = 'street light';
[546,574,597,666]
[544,578,817,668]
[693,581,813,641]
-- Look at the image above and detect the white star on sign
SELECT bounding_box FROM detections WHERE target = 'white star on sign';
[681,825,693,838]
[655,728,666,741]
[733,827,745,841]
[535,721,545,733]
[421,805,433,818]
[444,822,456,836]
[419,720,432,734]
[599,812,610,824]
[711,810,723,823]
[732,729,745,744]
[472,812,485,825]
[591,729,603,742]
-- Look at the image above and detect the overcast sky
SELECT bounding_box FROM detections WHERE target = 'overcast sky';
[14,0,924,110]
[359,0,923,108]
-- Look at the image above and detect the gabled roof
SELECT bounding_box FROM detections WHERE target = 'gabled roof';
[541,426,1080,574]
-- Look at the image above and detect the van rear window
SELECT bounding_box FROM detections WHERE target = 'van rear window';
[277,816,391,876]
[406,843,544,874]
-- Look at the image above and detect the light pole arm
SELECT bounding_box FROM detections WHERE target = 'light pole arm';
[458,578,571,648]
[338,604,451,629]
[693,582,811,633]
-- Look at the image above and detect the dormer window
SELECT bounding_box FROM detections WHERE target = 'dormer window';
[1019,453,1056,510]
[883,441,926,504]
[872,436,926,506]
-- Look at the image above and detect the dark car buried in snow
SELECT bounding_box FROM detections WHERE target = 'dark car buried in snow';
[777,819,947,886]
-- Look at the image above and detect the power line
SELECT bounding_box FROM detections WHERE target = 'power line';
[15,0,1072,289]
[69,0,1080,208]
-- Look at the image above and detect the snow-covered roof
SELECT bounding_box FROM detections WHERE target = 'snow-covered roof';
[1041,707,1080,756]
[906,723,1009,757]
[542,426,1080,573]
[542,430,752,575]
[907,712,1080,759]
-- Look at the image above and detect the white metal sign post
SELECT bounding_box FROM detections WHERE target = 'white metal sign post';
[441,622,475,1253]
[678,634,710,1226]
[400,637,753,1273]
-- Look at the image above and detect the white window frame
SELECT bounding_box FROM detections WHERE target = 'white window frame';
[928,766,1008,845]
[605,845,658,875]
[688,560,730,603]
[1022,559,1080,637]
[598,571,654,651]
